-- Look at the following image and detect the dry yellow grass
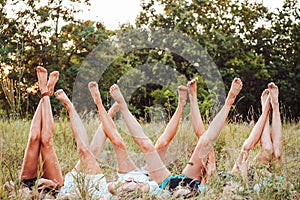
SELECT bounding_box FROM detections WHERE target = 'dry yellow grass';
[0,117,299,199]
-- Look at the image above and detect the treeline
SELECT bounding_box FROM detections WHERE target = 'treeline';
[0,0,299,121]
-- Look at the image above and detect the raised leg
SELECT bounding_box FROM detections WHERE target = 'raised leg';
[182,78,243,181]
[88,82,137,174]
[47,71,59,96]
[109,84,171,184]
[55,89,101,174]
[187,77,206,138]
[154,85,188,163]
[19,99,42,181]
[188,78,216,179]
[35,68,63,185]
[232,88,271,178]
[89,102,119,158]
[268,82,282,162]
[254,89,273,164]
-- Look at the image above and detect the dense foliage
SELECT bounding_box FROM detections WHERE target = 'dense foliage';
[0,0,299,121]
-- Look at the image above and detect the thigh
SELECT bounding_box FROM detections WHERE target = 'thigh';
[143,151,171,184]
[181,139,211,181]
[41,147,64,185]
[20,139,41,180]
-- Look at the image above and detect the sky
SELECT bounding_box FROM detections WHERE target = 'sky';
[76,0,144,30]
[77,0,285,30]
[5,0,285,30]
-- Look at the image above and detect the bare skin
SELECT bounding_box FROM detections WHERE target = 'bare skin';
[88,78,241,197]
[89,83,211,195]
[268,82,282,162]
[155,85,188,163]
[55,88,117,199]
[231,82,282,181]
[47,71,59,96]
[187,77,205,137]
[19,66,63,191]
[39,69,63,183]
[104,78,241,197]
[55,89,102,174]
[225,78,243,106]
[36,66,48,94]
[89,102,120,158]
[182,78,243,181]
[88,82,151,194]
[187,77,216,181]
[254,89,273,164]
[109,83,171,184]
[112,77,241,180]
[231,94,271,178]
[55,87,137,199]
[88,82,137,174]
[54,89,121,161]
[155,77,217,182]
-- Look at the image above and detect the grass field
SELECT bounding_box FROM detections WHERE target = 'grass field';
[0,115,299,199]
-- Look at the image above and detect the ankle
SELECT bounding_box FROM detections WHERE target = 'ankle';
[178,101,186,107]
[41,91,49,98]
[40,87,48,94]
[119,103,128,111]
[65,102,74,111]
[225,97,234,107]
[272,101,279,108]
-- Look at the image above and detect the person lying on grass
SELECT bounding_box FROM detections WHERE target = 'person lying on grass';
[84,77,218,198]
[220,82,285,192]
[4,66,63,199]
[5,67,119,199]
[5,66,130,199]
[88,77,243,198]
[55,88,167,199]
[54,89,118,199]
[97,78,214,198]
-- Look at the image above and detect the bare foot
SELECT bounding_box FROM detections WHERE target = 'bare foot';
[225,78,243,105]
[178,85,188,105]
[240,151,250,181]
[231,150,249,175]
[36,66,48,95]
[110,84,126,106]
[254,149,272,165]
[261,89,270,111]
[54,89,72,107]
[268,82,279,108]
[47,71,59,96]
[88,81,102,105]
[107,102,120,118]
[187,77,198,98]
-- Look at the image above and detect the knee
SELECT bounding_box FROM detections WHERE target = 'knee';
[200,135,213,148]
[139,139,156,153]
[41,129,54,147]
[77,145,91,158]
[110,135,126,149]
[262,144,274,156]
[28,130,41,144]
[155,139,169,151]
[241,139,253,152]
[273,149,281,161]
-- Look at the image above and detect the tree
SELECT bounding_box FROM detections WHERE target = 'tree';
[0,0,110,117]
[134,0,299,120]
